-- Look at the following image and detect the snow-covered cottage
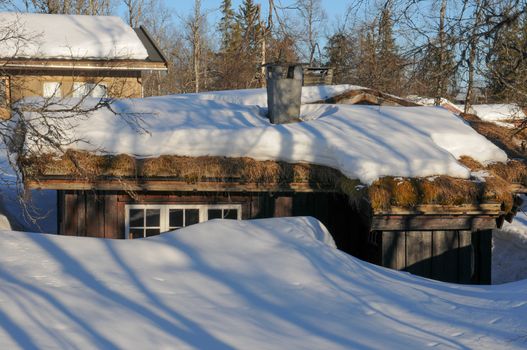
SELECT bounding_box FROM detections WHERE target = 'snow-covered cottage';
[0,12,167,115]
[20,85,526,284]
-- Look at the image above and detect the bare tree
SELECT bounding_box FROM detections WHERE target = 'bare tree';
[24,0,113,15]
[434,0,447,105]
[292,0,326,65]
[191,0,202,93]
[123,0,143,27]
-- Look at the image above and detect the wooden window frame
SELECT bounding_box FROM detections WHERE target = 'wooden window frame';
[124,204,242,239]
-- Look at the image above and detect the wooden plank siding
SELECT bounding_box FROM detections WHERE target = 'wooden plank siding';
[380,230,491,284]
[406,231,433,277]
[432,231,459,283]
[58,191,358,241]
[57,189,493,284]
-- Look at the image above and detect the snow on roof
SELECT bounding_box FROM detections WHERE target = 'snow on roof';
[183,84,366,106]
[21,86,507,184]
[471,104,526,123]
[0,217,526,349]
[406,95,464,114]
[0,12,148,60]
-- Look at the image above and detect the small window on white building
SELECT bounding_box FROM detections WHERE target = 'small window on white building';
[72,82,107,98]
[42,82,62,98]
[125,204,242,239]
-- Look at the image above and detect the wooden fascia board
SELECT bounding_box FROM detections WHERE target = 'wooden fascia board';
[25,178,338,193]
[373,203,502,216]
[371,215,499,231]
[0,59,167,71]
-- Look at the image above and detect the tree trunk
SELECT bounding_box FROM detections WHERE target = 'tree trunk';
[435,0,447,106]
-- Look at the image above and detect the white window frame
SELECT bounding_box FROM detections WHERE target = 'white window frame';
[124,204,242,239]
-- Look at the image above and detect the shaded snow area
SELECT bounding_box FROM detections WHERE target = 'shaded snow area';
[471,104,526,127]
[0,12,148,60]
[0,148,57,233]
[0,217,526,349]
[493,195,527,284]
[20,89,507,184]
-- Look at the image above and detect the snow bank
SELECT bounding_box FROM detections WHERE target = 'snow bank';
[406,95,463,114]
[471,104,526,126]
[0,12,148,60]
[21,92,507,184]
[0,217,526,349]
[493,195,527,284]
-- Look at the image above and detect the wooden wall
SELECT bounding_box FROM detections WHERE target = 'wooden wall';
[8,70,143,101]
[58,190,492,284]
[378,230,492,284]
[58,191,366,248]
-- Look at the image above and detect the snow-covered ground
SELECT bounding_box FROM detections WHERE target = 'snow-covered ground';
[0,217,526,349]
[493,195,527,284]
[470,104,526,128]
[406,95,464,114]
[19,88,507,184]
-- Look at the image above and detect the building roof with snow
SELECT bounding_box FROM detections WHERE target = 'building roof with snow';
[18,85,526,213]
[0,12,167,70]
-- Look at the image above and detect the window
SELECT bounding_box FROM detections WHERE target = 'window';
[125,204,242,239]
[42,82,62,98]
[72,82,107,98]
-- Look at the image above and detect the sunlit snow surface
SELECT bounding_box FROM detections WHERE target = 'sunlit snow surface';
[0,217,526,349]
[471,104,526,124]
[20,86,507,184]
[0,12,148,60]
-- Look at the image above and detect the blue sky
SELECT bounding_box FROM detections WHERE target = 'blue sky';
[166,0,351,23]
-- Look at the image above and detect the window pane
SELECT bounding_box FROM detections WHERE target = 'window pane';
[129,209,144,227]
[72,82,87,98]
[43,82,62,98]
[145,229,160,237]
[169,209,183,227]
[207,209,222,220]
[145,209,160,227]
[224,209,238,220]
[91,84,107,98]
[185,209,199,226]
[129,228,144,239]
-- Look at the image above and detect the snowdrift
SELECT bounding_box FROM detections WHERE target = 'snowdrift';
[493,195,527,284]
[0,217,526,349]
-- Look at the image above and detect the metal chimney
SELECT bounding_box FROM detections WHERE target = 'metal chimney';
[265,63,304,124]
